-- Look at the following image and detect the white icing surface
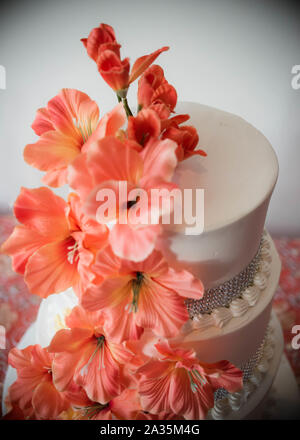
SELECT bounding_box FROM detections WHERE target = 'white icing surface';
[170,102,278,231]
[157,103,279,289]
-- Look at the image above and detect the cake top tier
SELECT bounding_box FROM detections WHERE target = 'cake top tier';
[173,102,278,232]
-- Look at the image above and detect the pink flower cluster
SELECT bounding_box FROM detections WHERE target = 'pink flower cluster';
[2,24,242,420]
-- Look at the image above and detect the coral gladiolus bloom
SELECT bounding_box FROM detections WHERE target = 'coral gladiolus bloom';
[24,89,126,187]
[97,51,131,93]
[127,109,161,146]
[68,135,178,261]
[163,124,207,161]
[137,341,243,420]
[48,306,133,404]
[81,23,117,62]
[81,248,204,343]
[137,65,177,118]
[8,345,70,419]
[81,23,168,93]
[1,187,108,298]
[97,47,169,93]
[62,389,141,420]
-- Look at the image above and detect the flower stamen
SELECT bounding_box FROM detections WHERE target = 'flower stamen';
[188,369,207,393]
[80,335,106,376]
[80,403,109,419]
[67,241,79,264]
[129,271,144,313]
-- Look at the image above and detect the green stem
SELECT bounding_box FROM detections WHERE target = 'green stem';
[122,97,133,118]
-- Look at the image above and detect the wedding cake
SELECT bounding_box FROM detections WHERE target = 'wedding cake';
[1,24,283,421]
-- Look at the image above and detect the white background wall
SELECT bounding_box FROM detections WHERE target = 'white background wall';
[0,0,299,235]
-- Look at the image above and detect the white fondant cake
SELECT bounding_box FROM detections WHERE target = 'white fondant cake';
[157,102,279,289]
[2,103,286,420]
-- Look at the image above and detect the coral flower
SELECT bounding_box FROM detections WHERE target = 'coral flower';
[97,46,169,93]
[8,345,71,419]
[137,65,177,118]
[68,135,178,262]
[24,89,126,187]
[81,248,204,343]
[81,23,169,93]
[163,123,207,161]
[48,305,133,404]
[137,341,243,420]
[1,187,108,298]
[62,389,141,420]
[81,23,117,62]
[127,108,161,147]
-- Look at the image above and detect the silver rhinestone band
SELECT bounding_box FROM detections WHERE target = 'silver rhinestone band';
[214,325,269,401]
[185,240,263,316]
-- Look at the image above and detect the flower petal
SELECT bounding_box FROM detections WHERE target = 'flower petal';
[52,350,84,392]
[31,107,54,135]
[1,225,48,275]
[42,167,69,187]
[200,360,243,393]
[97,51,130,91]
[81,103,126,153]
[140,138,178,184]
[137,64,166,108]
[88,136,144,185]
[152,82,177,111]
[168,369,214,420]
[32,381,69,419]
[127,109,161,146]
[102,300,144,343]
[68,152,94,199]
[65,305,105,332]
[48,328,93,353]
[136,278,189,338]
[81,23,116,62]
[82,276,131,312]
[24,130,81,175]
[74,341,123,403]
[13,187,69,239]
[109,223,160,262]
[92,245,122,278]
[24,238,80,297]
[129,47,169,84]
[110,389,141,420]
[47,88,99,141]
[120,249,168,278]
[156,267,204,299]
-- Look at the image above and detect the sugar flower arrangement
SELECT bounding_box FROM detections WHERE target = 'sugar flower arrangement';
[2,24,243,420]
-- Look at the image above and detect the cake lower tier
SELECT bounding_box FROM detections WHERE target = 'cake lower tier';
[208,310,283,419]
[2,310,284,420]
[2,232,282,419]
[170,232,281,368]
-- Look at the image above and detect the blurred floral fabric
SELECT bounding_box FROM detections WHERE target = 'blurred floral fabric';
[0,216,299,416]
